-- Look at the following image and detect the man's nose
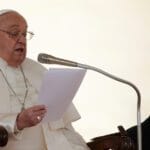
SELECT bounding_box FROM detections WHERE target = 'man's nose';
[17,33,26,44]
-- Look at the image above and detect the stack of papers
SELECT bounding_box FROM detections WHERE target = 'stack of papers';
[38,68,86,122]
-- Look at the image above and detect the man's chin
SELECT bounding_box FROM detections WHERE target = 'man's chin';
[16,58,25,66]
[10,58,25,67]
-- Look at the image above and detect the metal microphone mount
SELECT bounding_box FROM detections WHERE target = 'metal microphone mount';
[38,53,142,150]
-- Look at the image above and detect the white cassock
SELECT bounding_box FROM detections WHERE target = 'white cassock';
[0,58,90,150]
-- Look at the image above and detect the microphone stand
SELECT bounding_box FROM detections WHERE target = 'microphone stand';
[77,63,142,150]
[38,53,142,150]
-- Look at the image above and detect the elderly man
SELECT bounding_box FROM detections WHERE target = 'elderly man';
[0,9,90,150]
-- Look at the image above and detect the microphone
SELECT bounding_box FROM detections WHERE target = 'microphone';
[38,53,78,67]
[38,53,142,150]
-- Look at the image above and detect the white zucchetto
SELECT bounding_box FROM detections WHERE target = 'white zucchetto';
[0,9,16,16]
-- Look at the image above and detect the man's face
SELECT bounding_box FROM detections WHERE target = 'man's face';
[0,12,27,67]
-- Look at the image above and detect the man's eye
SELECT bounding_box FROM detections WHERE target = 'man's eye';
[10,32,19,37]
[22,32,27,37]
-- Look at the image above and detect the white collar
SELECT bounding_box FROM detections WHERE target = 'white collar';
[0,58,8,71]
[0,57,21,72]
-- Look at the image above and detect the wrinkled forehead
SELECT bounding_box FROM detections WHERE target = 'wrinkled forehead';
[0,9,27,28]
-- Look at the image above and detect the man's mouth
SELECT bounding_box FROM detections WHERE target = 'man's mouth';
[15,48,24,53]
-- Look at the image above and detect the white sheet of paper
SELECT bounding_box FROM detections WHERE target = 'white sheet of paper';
[38,68,86,122]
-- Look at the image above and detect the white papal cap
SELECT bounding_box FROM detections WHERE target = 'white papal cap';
[0,9,17,16]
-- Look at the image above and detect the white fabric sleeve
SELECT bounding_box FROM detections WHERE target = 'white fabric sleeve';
[48,103,81,130]
[0,113,23,139]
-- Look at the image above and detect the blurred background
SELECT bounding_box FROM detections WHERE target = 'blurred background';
[1,0,150,141]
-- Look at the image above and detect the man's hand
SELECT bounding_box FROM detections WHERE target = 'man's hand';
[16,105,47,130]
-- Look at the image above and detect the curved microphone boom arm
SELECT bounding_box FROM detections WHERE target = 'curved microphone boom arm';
[38,53,142,150]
